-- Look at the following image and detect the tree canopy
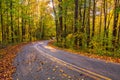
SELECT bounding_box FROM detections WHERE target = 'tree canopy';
[0,0,120,58]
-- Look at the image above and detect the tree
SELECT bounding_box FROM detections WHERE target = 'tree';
[58,0,63,43]
[86,0,91,47]
[74,0,79,47]
[51,0,59,42]
[0,0,4,44]
[113,0,120,49]
[92,0,96,38]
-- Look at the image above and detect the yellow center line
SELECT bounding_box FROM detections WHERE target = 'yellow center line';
[35,44,111,80]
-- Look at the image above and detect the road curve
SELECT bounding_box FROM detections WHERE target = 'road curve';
[13,40,120,80]
[34,40,120,80]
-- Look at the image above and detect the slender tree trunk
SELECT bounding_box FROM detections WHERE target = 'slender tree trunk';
[58,0,63,43]
[113,0,119,49]
[51,0,59,42]
[63,7,67,47]
[0,1,4,44]
[118,24,120,43]
[78,0,82,47]
[117,1,120,44]
[82,0,86,31]
[92,0,96,37]
[6,3,9,43]
[18,6,21,42]
[103,0,109,49]
[103,0,107,38]
[21,7,25,42]
[99,3,102,37]
[10,0,14,43]
[74,0,79,48]
[86,0,91,47]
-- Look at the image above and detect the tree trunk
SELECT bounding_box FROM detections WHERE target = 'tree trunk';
[58,0,63,43]
[51,0,59,42]
[113,0,119,49]
[86,0,91,47]
[99,2,102,37]
[0,1,4,44]
[63,7,67,47]
[74,0,79,48]
[118,24,120,44]
[21,7,25,42]
[10,0,14,43]
[92,0,96,37]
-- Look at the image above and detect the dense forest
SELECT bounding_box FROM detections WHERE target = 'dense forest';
[0,0,55,45]
[52,0,120,58]
[0,0,120,57]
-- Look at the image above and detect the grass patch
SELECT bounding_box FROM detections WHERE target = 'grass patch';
[48,41,120,64]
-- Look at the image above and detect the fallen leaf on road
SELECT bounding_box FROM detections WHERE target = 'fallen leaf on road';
[59,69,64,73]
[47,77,51,80]
[0,43,28,80]
[62,73,68,77]
[68,76,71,79]
[52,68,56,72]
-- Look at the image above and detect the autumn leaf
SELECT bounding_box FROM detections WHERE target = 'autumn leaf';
[0,43,28,80]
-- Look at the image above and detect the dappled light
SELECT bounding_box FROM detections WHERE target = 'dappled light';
[44,45,57,52]
[0,0,120,80]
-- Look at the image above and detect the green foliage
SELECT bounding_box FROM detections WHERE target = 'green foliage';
[65,34,74,48]
[116,7,120,13]
[88,35,120,58]
[54,0,120,59]
[0,0,54,45]
[0,0,120,59]
[115,47,120,58]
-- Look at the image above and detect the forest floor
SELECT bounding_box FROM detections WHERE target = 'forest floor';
[0,42,28,80]
[48,41,120,64]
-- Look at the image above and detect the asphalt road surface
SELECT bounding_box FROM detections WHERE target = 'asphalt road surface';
[13,40,120,80]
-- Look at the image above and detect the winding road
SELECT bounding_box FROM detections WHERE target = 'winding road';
[13,40,120,80]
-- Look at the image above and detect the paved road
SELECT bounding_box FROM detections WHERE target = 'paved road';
[13,40,120,80]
